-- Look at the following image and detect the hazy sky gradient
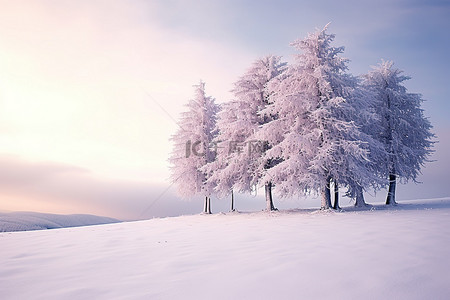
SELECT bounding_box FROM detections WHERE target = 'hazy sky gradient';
[0,0,448,219]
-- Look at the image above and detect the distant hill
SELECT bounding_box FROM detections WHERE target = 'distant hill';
[0,211,120,232]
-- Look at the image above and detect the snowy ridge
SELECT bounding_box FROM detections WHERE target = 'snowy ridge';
[0,211,120,232]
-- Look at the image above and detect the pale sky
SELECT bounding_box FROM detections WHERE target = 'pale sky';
[0,0,449,220]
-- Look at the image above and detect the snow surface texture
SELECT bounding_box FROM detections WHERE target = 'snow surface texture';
[0,212,120,232]
[1,199,449,299]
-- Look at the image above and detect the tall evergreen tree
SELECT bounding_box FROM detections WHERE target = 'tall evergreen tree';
[169,82,219,213]
[344,83,387,207]
[203,55,286,211]
[364,61,435,205]
[260,25,373,209]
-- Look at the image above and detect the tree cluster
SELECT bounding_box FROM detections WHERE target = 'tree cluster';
[169,25,434,213]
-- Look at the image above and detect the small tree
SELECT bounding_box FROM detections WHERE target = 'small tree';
[204,55,286,211]
[169,81,219,213]
[201,99,250,212]
[364,61,435,205]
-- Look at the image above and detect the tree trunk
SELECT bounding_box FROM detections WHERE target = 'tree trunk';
[203,196,208,213]
[354,185,367,207]
[386,173,397,205]
[203,196,212,214]
[207,197,212,214]
[321,177,332,209]
[231,190,235,212]
[333,180,340,210]
[385,91,397,206]
[265,182,277,211]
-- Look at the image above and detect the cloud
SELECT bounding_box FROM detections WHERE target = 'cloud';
[0,154,88,186]
[0,154,180,220]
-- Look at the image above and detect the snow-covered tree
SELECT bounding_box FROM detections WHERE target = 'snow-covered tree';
[169,81,220,213]
[259,25,374,209]
[341,83,388,207]
[364,61,435,205]
[203,55,286,211]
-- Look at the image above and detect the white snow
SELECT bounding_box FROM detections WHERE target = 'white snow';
[0,212,120,232]
[1,199,450,299]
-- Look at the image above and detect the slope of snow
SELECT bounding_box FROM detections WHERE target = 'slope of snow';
[1,199,450,299]
[0,212,120,232]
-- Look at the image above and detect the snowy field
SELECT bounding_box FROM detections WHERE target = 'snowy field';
[0,212,120,232]
[1,199,450,300]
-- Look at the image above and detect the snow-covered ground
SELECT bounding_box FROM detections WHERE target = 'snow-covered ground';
[1,199,449,299]
[0,212,120,232]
